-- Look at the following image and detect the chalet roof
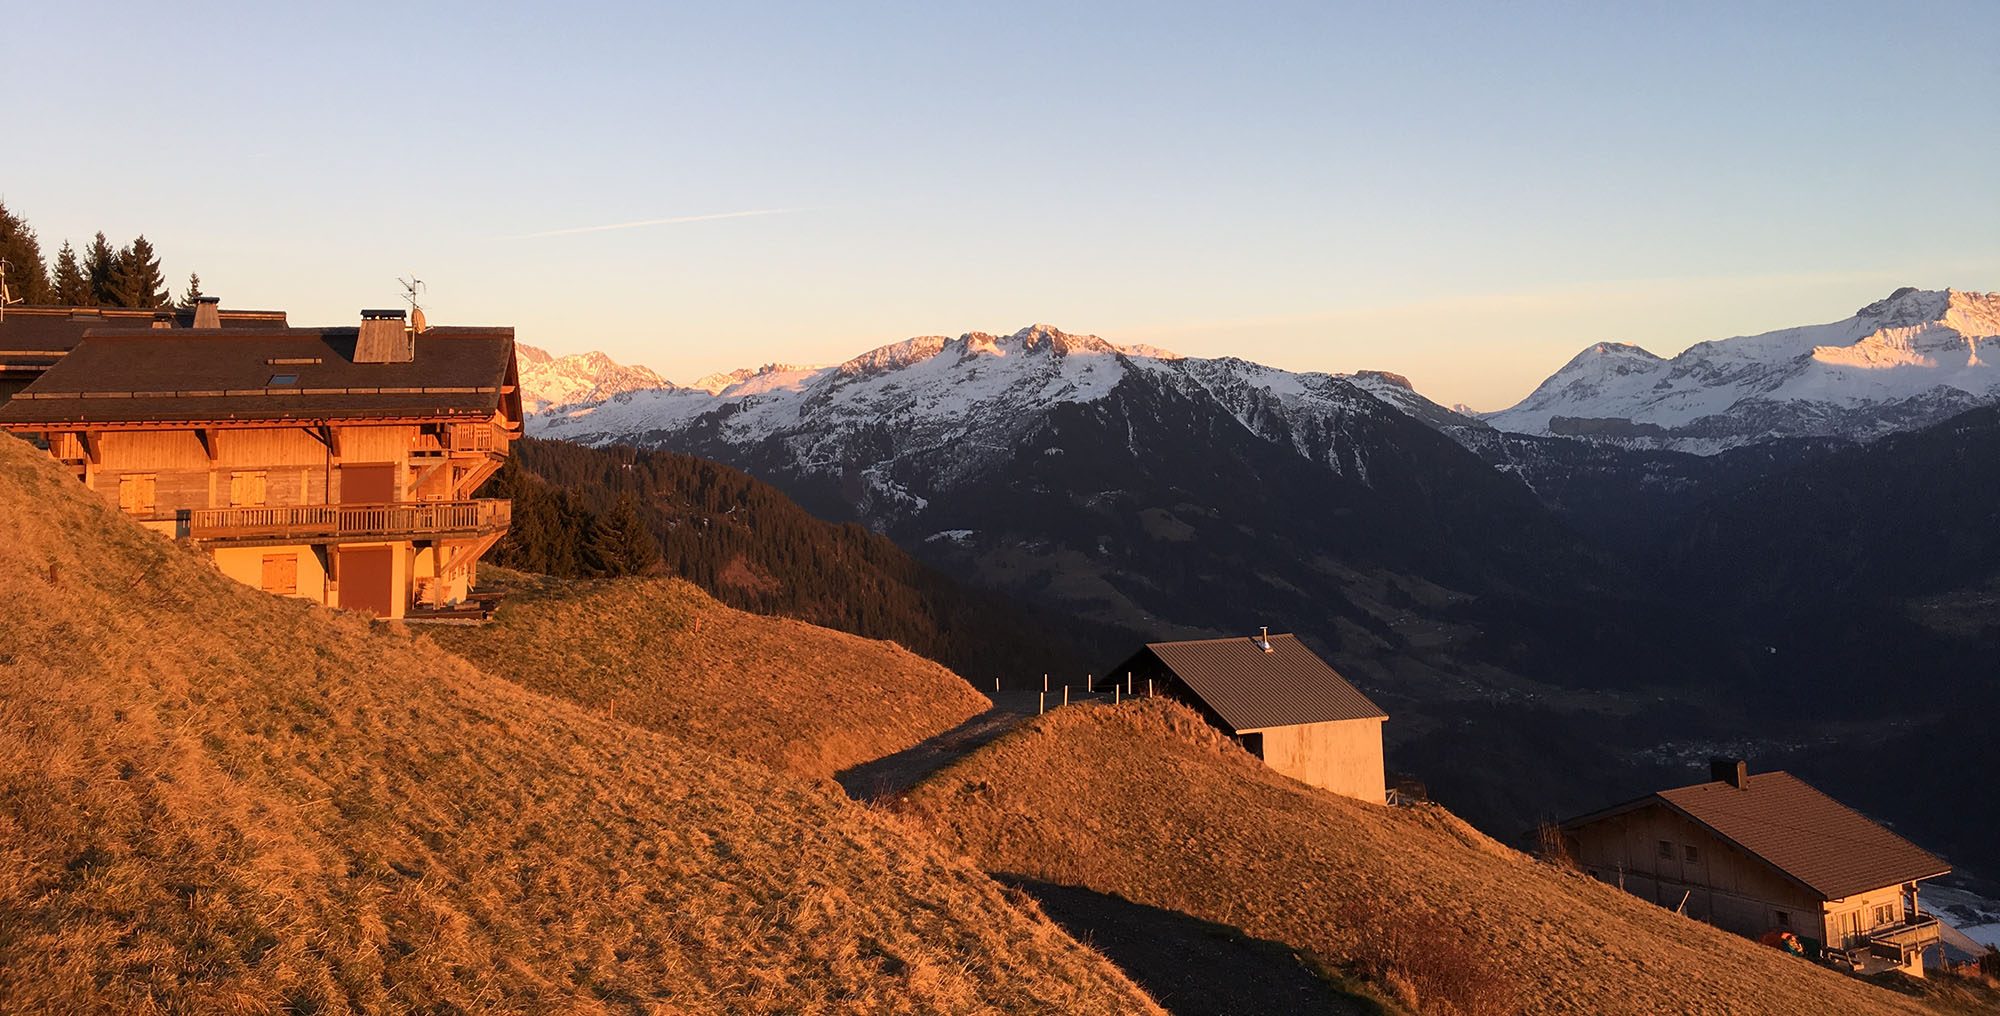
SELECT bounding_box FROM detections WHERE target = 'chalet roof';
[0,326,517,427]
[0,305,288,359]
[1135,634,1387,732]
[1566,771,1949,900]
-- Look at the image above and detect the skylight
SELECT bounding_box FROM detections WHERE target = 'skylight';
[269,374,299,385]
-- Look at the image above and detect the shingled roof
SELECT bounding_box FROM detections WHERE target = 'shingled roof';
[0,326,518,427]
[1131,634,1387,732]
[1568,771,1949,901]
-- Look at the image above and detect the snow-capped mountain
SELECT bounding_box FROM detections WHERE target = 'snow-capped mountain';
[516,344,674,413]
[1486,288,2000,453]
[526,322,1642,693]
[531,324,1482,526]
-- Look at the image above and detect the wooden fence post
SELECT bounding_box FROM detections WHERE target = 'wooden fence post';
[1039,691,1046,715]
[1063,686,1069,707]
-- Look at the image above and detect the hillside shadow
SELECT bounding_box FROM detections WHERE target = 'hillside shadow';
[995,875,1380,1016]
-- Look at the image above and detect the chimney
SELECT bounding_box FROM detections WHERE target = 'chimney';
[1709,757,1749,789]
[151,310,175,329]
[354,308,413,363]
[192,295,221,329]
[1257,626,1274,653]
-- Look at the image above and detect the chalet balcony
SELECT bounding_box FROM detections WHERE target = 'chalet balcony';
[1865,916,1943,960]
[176,499,511,544]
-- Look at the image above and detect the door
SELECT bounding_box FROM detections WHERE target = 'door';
[341,463,396,504]
[338,546,396,617]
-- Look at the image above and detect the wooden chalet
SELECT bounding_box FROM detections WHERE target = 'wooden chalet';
[1112,632,1388,803]
[0,305,522,620]
[1560,760,1951,975]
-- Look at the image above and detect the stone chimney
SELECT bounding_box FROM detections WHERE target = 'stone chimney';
[192,295,221,329]
[354,309,413,363]
[1709,757,1749,789]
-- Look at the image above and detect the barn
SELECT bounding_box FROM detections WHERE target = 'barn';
[1110,632,1387,803]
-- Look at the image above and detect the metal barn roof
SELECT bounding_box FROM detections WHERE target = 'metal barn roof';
[1138,634,1387,732]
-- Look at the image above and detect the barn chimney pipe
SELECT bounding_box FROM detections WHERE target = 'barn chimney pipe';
[1710,757,1749,789]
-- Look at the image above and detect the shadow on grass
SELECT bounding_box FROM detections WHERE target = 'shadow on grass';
[996,875,1385,1016]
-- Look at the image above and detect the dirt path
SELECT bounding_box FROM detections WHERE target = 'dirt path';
[836,690,1044,801]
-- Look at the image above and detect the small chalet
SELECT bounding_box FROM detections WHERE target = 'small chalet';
[1112,632,1388,803]
[0,305,522,620]
[1560,760,1950,975]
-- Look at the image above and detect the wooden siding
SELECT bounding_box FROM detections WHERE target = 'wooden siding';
[1571,803,1827,940]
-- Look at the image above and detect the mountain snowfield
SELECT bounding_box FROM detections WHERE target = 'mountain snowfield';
[529,324,1439,524]
[1484,287,2000,453]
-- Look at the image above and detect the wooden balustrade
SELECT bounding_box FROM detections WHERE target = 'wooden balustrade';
[184,499,510,541]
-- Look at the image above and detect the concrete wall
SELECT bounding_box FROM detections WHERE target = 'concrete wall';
[1571,803,1826,940]
[1251,717,1385,804]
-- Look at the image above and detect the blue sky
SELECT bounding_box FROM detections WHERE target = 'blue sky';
[9,1,1996,408]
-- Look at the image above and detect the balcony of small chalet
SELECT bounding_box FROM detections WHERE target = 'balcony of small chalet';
[1865,915,1943,960]
[170,499,511,545]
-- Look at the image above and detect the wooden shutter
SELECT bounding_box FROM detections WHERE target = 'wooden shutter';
[260,554,298,595]
[230,471,267,507]
[118,474,156,514]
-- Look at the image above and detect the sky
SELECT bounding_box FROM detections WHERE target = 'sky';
[8,1,1997,410]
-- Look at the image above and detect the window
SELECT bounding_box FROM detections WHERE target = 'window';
[117,474,156,514]
[1657,840,1673,860]
[260,554,298,595]
[1775,910,1790,928]
[229,471,267,507]
[1874,903,1895,927]
[268,374,298,385]
[1684,844,1699,863]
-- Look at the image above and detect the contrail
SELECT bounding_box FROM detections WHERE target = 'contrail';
[511,208,792,239]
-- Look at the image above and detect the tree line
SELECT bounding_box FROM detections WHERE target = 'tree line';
[0,199,202,309]
[480,437,1096,678]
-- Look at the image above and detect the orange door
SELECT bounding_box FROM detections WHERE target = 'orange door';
[338,546,395,617]
[341,464,396,504]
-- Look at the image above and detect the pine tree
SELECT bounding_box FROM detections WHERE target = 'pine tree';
[112,235,169,308]
[52,242,87,306]
[178,272,203,308]
[0,201,51,305]
[84,232,117,306]
[585,491,659,577]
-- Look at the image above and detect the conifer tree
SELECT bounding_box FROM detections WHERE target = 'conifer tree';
[112,235,169,308]
[84,232,117,306]
[585,491,660,576]
[51,242,87,306]
[0,201,51,305]
[178,272,203,307]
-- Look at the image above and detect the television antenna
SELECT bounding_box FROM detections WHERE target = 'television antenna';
[0,258,18,308]
[398,272,427,332]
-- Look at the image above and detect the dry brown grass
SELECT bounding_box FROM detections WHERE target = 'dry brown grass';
[423,570,988,784]
[0,436,1160,1015]
[905,698,1961,1016]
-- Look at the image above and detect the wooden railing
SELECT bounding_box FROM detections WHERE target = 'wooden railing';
[182,499,510,541]
[1867,916,1942,957]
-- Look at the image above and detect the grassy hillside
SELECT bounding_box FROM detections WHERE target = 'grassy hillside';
[424,571,990,783]
[905,699,1951,1016]
[0,435,1160,1015]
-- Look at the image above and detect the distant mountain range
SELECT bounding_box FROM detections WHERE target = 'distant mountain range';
[1483,287,2000,453]
[516,343,672,413]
